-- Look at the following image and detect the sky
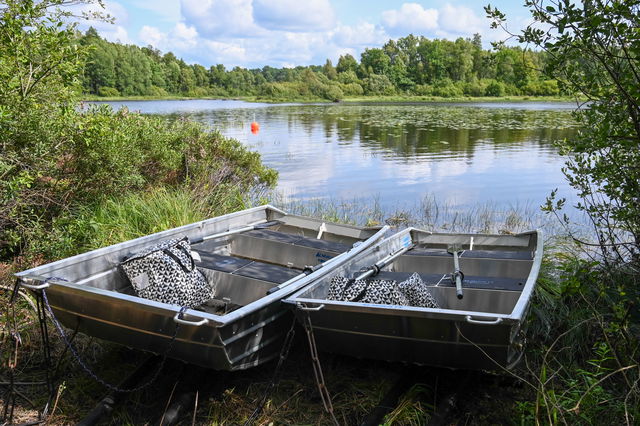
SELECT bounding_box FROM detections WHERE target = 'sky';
[79,0,532,69]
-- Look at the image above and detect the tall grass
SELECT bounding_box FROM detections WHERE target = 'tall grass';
[21,186,250,261]
[270,192,559,235]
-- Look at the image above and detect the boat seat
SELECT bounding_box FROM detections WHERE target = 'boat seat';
[242,229,351,253]
[407,248,533,260]
[196,252,301,284]
[374,271,525,292]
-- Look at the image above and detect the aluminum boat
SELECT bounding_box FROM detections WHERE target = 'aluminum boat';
[284,227,543,370]
[15,205,388,371]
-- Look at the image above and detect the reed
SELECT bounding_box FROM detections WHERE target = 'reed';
[268,192,560,235]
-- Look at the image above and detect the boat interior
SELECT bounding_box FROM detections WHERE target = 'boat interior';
[296,239,537,315]
[191,225,358,314]
[81,219,369,315]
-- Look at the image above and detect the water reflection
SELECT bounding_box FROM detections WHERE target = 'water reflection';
[91,100,578,212]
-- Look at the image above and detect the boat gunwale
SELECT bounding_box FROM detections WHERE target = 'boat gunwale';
[284,226,543,324]
[14,204,285,278]
[14,206,391,328]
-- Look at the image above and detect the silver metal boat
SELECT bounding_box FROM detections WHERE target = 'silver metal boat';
[15,205,388,371]
[284,228,543,370]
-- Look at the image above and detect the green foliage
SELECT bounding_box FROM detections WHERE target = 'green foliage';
[78,30,562,101]
[431,79,464,97]
[362,74,395,95]
[519,252,640,425]
[487,2,640,423]
[485,80,506,97]
[0,1,277,259]
[496,0,640,277]
[97,86,119,97]
[28,187,250,259]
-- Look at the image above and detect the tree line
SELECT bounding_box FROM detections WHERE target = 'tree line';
[81,28,561,101]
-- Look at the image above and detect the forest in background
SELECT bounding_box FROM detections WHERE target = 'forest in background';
[80,28,561,101]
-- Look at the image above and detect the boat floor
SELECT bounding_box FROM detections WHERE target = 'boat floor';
[188,229,350,315]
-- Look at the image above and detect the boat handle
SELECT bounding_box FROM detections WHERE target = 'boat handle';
[17,280,51,290]
[465,315,502,325]
[297,303,325,312]
[173,312,209,326]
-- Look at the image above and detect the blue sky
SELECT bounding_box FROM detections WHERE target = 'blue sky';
[81,1,531,69]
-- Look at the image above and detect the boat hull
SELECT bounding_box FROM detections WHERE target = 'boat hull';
[16,205,388,371]
[285,228,541,370]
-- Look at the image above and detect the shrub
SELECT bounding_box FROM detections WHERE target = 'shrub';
[2,103,277,259]
[144,85,169,97]
[97,86,120,97]
[485,80,506,96]
[414,84,434,96]
[362,74,395,95]
[340,82,364,96]
[431,79,464,97]
[463,80,487,97]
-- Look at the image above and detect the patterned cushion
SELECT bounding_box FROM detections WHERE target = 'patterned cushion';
[121,237,212,308]
[327,276,409,305]
[398,273,439,308]
[327,272,439,308]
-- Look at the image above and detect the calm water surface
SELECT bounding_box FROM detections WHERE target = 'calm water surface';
[90,100,579,213]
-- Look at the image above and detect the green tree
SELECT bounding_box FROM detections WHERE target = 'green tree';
[360,48,391,76]
[487,2,640,422]
[336,53,358,74]
[0,0,100,255]
[489,0,640,263]
[84,36,116,93]
[322,59,337,80]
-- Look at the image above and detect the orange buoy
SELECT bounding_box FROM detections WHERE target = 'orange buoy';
[251,121,260,134]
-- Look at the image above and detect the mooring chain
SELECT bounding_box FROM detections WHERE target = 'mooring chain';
[40,287,183,393]
[302,311,340,426]
[244,315,297,425]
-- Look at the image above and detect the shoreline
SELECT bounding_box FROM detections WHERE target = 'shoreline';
[82,94,580,104]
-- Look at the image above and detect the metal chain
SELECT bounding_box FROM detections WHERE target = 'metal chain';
[302,311,340,426]
[243,315,297,426]
[41,288,183,393]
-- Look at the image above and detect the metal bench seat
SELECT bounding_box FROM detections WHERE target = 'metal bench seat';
[196,252,301,284]
[374,271,525,292]
[407,248,533,260]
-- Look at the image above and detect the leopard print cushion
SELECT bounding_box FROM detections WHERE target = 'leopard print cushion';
[121,237,212,308]
[328,272,439,308]
[327,276,409,305]
[398,273,439,308]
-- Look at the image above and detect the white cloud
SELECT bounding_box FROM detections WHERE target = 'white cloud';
[94,0,520,69]
[180,0,263,38]
[73,0,131,43]
[252,0,336,32]
[202,40,248,64]
[139,23,198,53]
[139,25,166,47]
[438,4,484,35]
[332,22,388,48]
[173,22,198,49]
[381,3,439,35]
[101,25,131,44]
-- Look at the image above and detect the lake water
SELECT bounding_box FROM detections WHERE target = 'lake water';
[89,99,579,217]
